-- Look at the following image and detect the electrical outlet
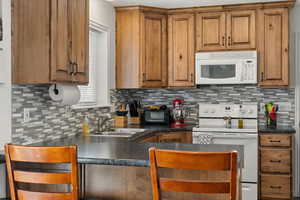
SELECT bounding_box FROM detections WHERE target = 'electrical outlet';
[65,106,72,118]
[260,103,265,113]
[23,108,31,123]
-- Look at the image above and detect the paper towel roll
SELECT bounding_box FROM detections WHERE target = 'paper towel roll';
[49,84,81,105]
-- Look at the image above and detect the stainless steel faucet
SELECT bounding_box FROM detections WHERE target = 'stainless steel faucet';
[97,114,113,132]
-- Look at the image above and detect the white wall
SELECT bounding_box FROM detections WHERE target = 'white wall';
[0,0,11,197]
[90,0,116,90]
[291,5,300,197]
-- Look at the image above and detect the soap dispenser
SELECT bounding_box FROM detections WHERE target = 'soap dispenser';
[82,115,90,136]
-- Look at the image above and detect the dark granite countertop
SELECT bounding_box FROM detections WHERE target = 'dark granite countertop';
[0,135,243,167]
[259,126,296,134]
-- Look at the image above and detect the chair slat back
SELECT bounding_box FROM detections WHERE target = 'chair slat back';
[149,148,238,200]
[5,144,79,200]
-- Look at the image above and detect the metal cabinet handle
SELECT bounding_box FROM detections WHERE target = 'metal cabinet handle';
[261,72,264,81]
[228,36,232,46]
[69,61,75,75]
[269,140,281,143]
[270,160,281,163]
[191,73,194,83]
[222,36,225,46]
[74,63,78,75]
[270,186,282,189]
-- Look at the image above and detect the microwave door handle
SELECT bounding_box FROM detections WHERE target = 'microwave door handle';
[237,63,243,82]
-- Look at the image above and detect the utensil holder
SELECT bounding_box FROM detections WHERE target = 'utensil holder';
[115,116,128,128]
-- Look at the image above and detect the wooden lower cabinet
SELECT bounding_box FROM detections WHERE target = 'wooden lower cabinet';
[137,131,192,144]
[261,174,291,199]
[259,134,294,200]
[260,148,291,173]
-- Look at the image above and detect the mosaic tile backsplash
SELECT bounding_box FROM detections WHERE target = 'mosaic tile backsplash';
[112,85,295,127]
[12,85,295,144]
[12,85,112,144]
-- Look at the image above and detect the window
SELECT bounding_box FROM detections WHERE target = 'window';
[74,22,111,108]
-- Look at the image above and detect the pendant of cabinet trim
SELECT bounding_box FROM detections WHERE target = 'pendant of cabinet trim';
[12,0,89,84]
[196,10,256,51]
[116,8,168,88]
[258,8,289,87]
[168,14,195,87]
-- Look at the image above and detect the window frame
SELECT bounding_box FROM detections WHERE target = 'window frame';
[72,20,112,109]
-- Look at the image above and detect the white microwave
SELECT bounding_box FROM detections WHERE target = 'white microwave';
[195,51,257,85]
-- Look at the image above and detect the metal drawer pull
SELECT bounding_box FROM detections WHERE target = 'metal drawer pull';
[270,186,282,189]
[269,140,281,143]
[270,160,281,163]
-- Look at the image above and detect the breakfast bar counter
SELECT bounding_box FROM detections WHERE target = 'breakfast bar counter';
[0,135,243,199]
[23,135,243,166]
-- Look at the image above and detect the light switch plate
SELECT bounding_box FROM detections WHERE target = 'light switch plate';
[23,108,31,123]
[260,103,265,113]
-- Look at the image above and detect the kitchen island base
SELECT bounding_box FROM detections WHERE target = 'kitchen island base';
[84,165,241,200]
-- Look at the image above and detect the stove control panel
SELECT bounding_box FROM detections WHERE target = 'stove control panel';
[198,103,257,118]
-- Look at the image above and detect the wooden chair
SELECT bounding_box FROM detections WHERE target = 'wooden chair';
[149,148,238,200]
[5,144,84,200]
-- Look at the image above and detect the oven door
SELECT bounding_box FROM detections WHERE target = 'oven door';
[196,60,242,85]
[211,133,258,183]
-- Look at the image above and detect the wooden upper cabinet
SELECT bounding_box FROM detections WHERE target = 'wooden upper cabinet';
[140,13,167,88]
[116,8,167,88]
[12,0,51,84]
[69,0,89,83]
[258,8,289,86]
[50,0,71,83]
[12,0,89,84]
[226,10,256,49]
[196,12,226,51]
[196,10,256,51]
[168,14,195,87]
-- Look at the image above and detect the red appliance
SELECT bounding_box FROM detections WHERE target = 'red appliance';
[171,99,187,127]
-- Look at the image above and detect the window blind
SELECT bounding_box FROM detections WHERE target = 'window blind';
[77,30,98,106]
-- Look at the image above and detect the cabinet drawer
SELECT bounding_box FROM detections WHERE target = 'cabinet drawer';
[261,148,291,173]
[261,174,291,199]
[260,135,291,147]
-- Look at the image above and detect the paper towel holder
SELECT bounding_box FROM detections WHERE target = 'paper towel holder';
[53,84,59,95]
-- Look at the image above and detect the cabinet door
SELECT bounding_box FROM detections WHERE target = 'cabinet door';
[158,132,185,143]
[258,8,289,86]
[196,12,226,51]
[12,0,51,84]
[226,10,256,49]
[50,0,72,82]
[140,13,167,88]
[70,0,89,84]
[168,14,195,87]
[139,136,158,143]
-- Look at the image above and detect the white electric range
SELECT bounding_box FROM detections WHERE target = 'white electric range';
[192,103,258,200]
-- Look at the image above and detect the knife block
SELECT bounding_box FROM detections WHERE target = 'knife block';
[115,116,128,128]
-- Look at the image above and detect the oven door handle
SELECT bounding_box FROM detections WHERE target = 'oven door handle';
[212,134,258,139]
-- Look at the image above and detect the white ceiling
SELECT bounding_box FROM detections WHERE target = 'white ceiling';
[106,0,298,8]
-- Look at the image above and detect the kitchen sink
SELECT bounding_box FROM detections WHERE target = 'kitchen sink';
[90,128,146,138]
